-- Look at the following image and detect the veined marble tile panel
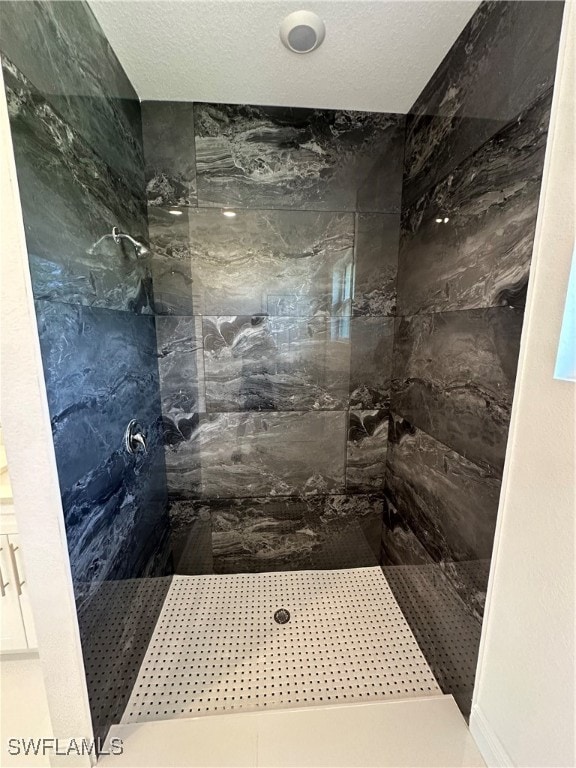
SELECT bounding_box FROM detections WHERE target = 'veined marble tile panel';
[380,502,434,569]
[384,415,500,571]
[163,411,202,497]
[404,0,563,204]
[353,213,399,316]
[164,411,347,499]
[36,301,169,592]
[349,316,395,409]
[0,0,145,191]
[148,206,194,315]
[391,308,523,472]
[169,501,213,575]
[381,512,491,624]
[157,315,205,421]
[168,495,382,574]
[194,103,405,212]
[4,58,152,312]
[346,410,389,493]
[398,90,552,314]
[203,315,351,411]
[142,101,197,206]
[149,206,355,317]
[190,207,354,316]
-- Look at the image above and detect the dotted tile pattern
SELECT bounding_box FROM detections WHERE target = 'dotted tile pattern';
[121,567,440,724]
[383,564,483,715]
[77,577,172,734]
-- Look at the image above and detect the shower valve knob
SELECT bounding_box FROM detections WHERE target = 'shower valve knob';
[125,420,147,454]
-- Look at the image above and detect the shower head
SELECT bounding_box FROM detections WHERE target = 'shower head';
[88,227,149,257]
[112,226,149,256]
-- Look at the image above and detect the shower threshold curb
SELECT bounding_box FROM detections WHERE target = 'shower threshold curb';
[102,694,485,767]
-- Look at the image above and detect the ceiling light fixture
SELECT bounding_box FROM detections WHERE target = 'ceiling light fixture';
[168,210,183,216]
[280,11,326,54]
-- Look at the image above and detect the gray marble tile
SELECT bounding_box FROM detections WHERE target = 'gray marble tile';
[149,206,354,317]
[191,207,354,316]
[0,0,145,191]
[346,410,388,493]
[442,559,491,624]
[203,315,351,411]
[398,90,552,314]
[164,411,347,499]
[353,213,399,316]
[163,413,202,497]
[382,498,491,626]
[142,101,197,206]
[169,501,213,574]
[384,414,500,574]
[356,146,406,214]
[381,505,433,569]
[3,58,152,312]
[148,206,194,315]
[404,0,563,204]
[194,103,405,212]
[157,316,205,425]
[391,308,523,472]
[169,494,381,574]
[349,316,394,409]
[36,301,169,594]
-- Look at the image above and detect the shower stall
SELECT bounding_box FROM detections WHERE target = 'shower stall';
[0,0,564,747]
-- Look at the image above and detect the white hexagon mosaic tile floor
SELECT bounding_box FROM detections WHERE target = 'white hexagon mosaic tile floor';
[121,567,440,724]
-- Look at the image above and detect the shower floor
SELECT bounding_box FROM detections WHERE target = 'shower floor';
[121,567,440,724]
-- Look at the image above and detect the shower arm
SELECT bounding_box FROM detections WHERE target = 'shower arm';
[88,227,149,257]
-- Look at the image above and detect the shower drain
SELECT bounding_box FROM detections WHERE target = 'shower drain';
[274,608,290,624]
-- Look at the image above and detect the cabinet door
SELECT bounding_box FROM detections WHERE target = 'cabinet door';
[7,534,37,648]
[0,534,27,651]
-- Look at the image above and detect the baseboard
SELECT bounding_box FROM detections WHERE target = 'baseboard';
[469,705,514,767]
[0,649,40,661]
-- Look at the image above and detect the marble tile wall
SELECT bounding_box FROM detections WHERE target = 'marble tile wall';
[2,57,152,312]
[382,0,563,716]
[142,101,197,206]
[193,104,405,211]
[347,410,389,494]
[0,0,145,190]
[392,307,524,474]
[142,101,405,573]
[170,495,382,575]
[36,302,168,594]
[1,0,171,743]
[402,0,564,206]
[398,90,553,315]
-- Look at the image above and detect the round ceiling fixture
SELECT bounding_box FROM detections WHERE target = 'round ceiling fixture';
[280,11,326,54]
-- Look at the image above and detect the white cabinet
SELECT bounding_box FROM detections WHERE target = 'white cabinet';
[1,533,37,651]
[0,533,29,650]
[10,533,37,648]
[0,431,38,653]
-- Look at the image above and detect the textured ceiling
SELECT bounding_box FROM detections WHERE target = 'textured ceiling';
[89,0,480,112]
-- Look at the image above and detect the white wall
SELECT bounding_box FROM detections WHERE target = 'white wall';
[470,2,575,766]
[0,66,94,767]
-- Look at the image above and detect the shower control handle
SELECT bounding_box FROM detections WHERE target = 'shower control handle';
[125,420,147,454]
